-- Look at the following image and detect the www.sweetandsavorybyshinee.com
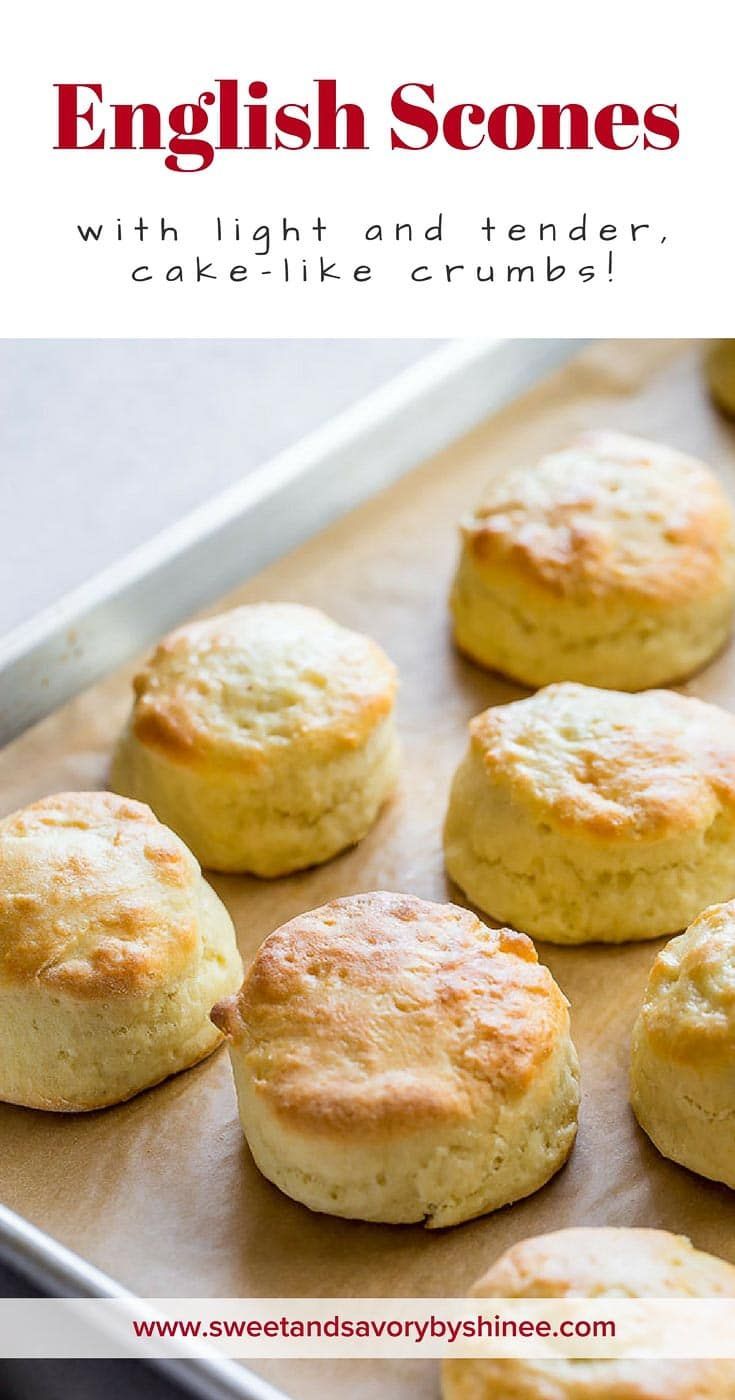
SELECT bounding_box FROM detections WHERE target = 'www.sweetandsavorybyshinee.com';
[130,1310,615,1345]
[3,1298,735,1360]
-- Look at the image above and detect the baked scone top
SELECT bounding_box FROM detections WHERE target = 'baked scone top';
[129,603,397,769]
[469,1228,735,1299]
[461,431,735,605]
[471,683,735,842]
[212,891,571,1139]
[0,792,203,998]
[637,899,735,1063]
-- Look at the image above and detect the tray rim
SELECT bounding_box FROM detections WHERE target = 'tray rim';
[0,335,587,1398]
[0,338,586,746]
[0,1203,289,1400]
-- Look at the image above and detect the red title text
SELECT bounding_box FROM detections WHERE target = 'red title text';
[55,80,680,173]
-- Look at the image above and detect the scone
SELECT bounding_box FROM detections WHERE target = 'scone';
[444,682,735,944]
[0,791,242,1111]
[450,431,735,690]
[631,898,735,1187]
[211,891,580,1227]
[111,603,399,876]
[442,1227,735,1400]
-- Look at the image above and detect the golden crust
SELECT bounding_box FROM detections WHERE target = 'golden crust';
[211,891,570,1140]
[470,683,735,843]
[635,899,735,1064]
[469,1228,735,1300]
[461,431,735,606]
[444,1364,730,1400]
[443,1229,735,1400]
[129,603,397,771]
[0,791,203,999]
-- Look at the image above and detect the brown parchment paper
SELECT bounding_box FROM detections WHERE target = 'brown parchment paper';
[2,340,735,1400]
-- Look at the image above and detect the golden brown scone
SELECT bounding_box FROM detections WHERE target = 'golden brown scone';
[631,898,735,1187]
[445,682,735,944]
[111,603,399,876]
[0,791,242,1111]
[450,431,735,690]
[442,1228,735,1400]
[211,891,579,1227]
[445,683,735,946]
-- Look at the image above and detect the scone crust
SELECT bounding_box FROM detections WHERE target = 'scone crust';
[443,1228,735,1400]
[460,431,735,606]
[0,791,201,998]
[468,1227,735,1299]
[635,900,735,1064]
[214,892,579,1224]
[470,683,735,845]
[214,891,569,1140]
[445,685,735,941]
[0,791,243,1111]
[129,603,397,771]
[451,431,735,691]
[630,899,735,1187]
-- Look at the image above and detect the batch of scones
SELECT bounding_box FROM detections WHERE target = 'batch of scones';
[4,426,735,1394]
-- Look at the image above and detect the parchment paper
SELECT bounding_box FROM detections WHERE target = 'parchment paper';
[2,341,735,1400]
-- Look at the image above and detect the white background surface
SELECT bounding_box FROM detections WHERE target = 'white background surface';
[2,0,733,335]
[0,340,432,634]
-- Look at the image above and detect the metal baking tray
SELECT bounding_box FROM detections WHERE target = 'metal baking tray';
[0,337,585,1399]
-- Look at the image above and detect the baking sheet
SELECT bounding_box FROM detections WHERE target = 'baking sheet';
[2,340,735,1400]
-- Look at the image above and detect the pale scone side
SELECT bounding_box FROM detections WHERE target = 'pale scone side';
[631,899,735,1187]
